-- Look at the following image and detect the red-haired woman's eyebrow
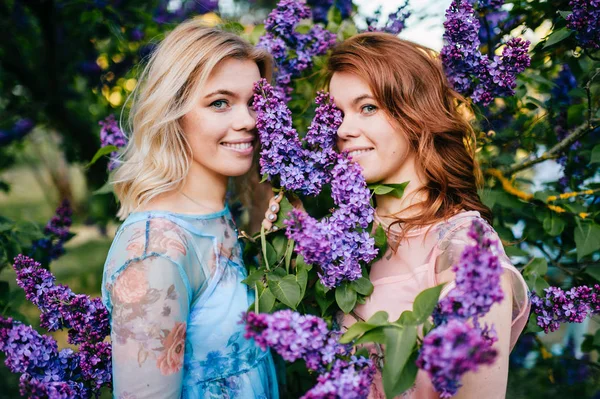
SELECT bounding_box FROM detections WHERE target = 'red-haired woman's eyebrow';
[352,94,374,105]
[204,89,238,99]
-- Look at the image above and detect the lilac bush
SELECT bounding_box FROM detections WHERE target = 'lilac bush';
[421,220,505,397]
[99,114,127,171]
[530,284,600,334]
[441,0,530,105]
[244,310,374,398]
[0,255,111,398]
[366,2,411,35]
[13,254,110,344]
[253,78,376,288]
[416,319,498,398]
[31,199,73,263]
[0,118,35,146]
[258,0,336,101]
[566,0,600,50]
[434,220,505,324]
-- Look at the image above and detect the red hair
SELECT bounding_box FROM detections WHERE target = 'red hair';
[326,32,492,238]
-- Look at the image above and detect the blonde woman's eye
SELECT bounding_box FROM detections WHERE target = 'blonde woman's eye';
[361,104,377,114]
[210,100,229,110]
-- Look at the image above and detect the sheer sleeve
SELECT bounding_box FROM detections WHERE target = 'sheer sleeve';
[433,217,530,350]
[107,254,190,399]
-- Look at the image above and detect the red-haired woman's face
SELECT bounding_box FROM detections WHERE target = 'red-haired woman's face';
[330,72,415,184]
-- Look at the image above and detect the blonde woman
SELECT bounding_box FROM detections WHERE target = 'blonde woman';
[101,20,278,398]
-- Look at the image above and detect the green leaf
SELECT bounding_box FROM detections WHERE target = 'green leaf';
[92,181,114,195]
[369,182,409,198]
[590,145,600,165]
[267,274,301,309]
[265,241,278,267]
[295,255,312,271]
[543,213,566,236]
[526,313,543,333]
[315,280,335,316]
[594,329,600,347]
[258,287,276,313]
[504,246,529,257]
[271,234,287,260]
[366,311,390,325]
[260,173,269,183]
[411,284,444,323]
[523,258,548,277]
[351,277,374,296]
[543,28,573,48]
[335,283,357,314]
[273,196,294,229]
[585,266,600,282]
[327,5,343,25]
[295,267,308,299]
[340,321,381,344]
[382,325,418,398]
[392,352,419,395]
[574,223,600,261]
[558,10,572,20]
[242,269,265,287]
[355,326,387,345]
[284,239,295,272]
[86,145,118,168]
[397,310,418,326]
[374,224,387,248]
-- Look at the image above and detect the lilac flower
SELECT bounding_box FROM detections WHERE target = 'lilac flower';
[244,310,347,371]
[259,0,336,101]
[12,254,110,345]
[0,318,92,399]
[31,199,73,262]
[0,118,35,146]
[366,2,411,35]
[285,155,377,288]
[301,357,375,399]
[566,0,600,50]
[441,0,530,105]
[434,220,505,324]
[416,319,498,398]
[244,311,374,398]
[99,114,127,171]
[530,284,600,333]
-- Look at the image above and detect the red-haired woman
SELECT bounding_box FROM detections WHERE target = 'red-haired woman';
[264,32,530,398]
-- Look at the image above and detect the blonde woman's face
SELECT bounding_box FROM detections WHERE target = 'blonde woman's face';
[181,57,261,179]
[330,72,413,184]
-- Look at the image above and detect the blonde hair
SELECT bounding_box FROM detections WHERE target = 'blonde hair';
[113,20,272,219]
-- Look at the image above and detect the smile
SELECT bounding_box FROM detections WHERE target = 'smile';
[220,141,254,155]
[348,148,374,158]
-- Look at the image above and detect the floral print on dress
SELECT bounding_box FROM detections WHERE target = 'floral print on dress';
[102,211,279,399]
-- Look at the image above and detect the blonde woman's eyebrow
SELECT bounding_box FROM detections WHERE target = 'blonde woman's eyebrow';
[204,89,238,99]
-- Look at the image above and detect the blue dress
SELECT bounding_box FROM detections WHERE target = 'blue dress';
[101,207,279,399]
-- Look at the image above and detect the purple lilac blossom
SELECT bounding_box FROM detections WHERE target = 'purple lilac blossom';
[530,284,600,334]
[253,79,376,288]
[244,311,374,398]
[99,114,127,171]
[285,155,377,288]
[441,0,530,105]
[434,220,505,324]
[366,1,410,35]
[12,254,110,345]
[0,317,94,399]
[416,319,498,398]
[31,199,73,262]
[244,310,347,372]
[0,118,35,146]
[566,0,600,50]
[301,357,375,399]
[258,0,336,101]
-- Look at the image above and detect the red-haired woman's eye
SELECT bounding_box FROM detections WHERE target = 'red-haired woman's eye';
[361,104,377,115]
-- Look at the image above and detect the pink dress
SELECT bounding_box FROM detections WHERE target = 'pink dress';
[343,211,530,398]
